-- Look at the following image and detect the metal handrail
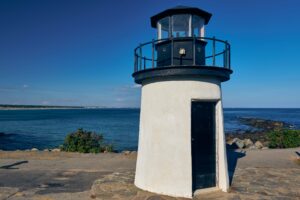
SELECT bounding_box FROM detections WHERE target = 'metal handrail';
[134,36,231,72]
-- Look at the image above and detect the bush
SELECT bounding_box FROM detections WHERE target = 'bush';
[267,129,300,148]
[61,128,114,153]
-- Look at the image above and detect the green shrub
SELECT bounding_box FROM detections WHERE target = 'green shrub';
[267,129,300,148]
[61,128,114,153]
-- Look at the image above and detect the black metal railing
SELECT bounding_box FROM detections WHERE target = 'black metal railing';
[134,36,231,73]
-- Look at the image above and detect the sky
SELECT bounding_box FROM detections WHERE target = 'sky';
[0,0,299,108]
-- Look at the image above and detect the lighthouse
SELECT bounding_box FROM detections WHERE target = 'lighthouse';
[132,6,232,198]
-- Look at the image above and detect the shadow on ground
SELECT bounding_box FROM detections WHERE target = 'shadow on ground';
[226,147,246,185]
[0,160,28,169]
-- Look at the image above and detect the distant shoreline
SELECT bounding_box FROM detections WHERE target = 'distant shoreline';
[0,107,84,110]
[0,105,139,110]
[0,105,84,110]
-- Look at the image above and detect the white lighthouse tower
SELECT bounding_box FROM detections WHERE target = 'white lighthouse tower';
[132,6,232,198]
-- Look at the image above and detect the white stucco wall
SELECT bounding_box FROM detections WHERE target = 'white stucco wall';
[135,77,229,198]
[216,99,230,192]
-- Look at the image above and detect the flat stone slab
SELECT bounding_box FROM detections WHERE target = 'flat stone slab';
[0,187,19,200]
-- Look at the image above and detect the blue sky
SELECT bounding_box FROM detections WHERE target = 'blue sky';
[0,0,299,108]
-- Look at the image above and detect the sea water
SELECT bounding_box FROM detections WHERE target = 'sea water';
[0,108,299,151]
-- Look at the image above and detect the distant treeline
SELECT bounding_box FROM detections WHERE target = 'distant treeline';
[0,104,83,109]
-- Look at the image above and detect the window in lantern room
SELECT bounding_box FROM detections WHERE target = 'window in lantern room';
[192,15,205,37]
[157,17,170,39]
[172,14,191,38]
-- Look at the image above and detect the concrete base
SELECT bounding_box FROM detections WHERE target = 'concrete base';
[193,187,220,196]
[134,77,229,198]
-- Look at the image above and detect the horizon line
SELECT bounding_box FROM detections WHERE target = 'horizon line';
[0,104,300,109]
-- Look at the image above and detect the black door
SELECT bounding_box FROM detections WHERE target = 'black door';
[191,101,216,191]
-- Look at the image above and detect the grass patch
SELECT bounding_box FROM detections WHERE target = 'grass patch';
[267,129,300,149]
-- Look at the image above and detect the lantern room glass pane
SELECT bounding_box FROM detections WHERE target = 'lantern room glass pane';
[157,17,170,39]
[192,15,204,37]
[172,14,191,38]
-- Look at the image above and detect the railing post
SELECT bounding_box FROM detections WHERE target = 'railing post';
[139,44,142,71]
[193,36,196,65]
[224,41,228,68]
[134,52,137,72]
[143,57,146,70]
[228,44,231,69]
[152,39,154,68]
[223,49,226,68]
[212,36,216,66]
[171,37,174,66]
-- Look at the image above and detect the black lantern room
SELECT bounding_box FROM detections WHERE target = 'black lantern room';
[132,6,233,84]
[151,6,211,66]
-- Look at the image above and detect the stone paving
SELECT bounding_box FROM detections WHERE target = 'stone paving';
[88,148,300,200]
[0,148,299,200]
[89,167,300,200]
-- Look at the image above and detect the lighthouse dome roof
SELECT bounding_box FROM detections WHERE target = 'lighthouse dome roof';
[151,5,212,28]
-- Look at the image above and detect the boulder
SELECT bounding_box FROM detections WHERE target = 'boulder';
[31,148,38,151]
[122,150,131,155]
[255,141,264,149]
[52,148,61,152]
[232,138,245,149]
[244,139,254,148]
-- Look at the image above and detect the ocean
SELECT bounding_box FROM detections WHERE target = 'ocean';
[0,108,299,151]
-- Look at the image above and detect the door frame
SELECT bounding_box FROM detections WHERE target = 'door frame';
[190,99,219,194]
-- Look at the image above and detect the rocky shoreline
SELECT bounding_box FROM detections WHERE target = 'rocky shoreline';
[226,117,295,150]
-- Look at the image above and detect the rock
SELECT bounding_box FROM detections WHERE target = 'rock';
[233,138,245,149]
[255,141,264,149]
[122,150,131,155]
[51,148,61,152]
[226,138,242,149]
[31,148,38,151]
[249,145,257,149]
[226,139,233,145]
[90,171,138,199]
[262,147,269,150]
[244,139,254,148]
[238,117,289,131]
[43,149,50,152]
